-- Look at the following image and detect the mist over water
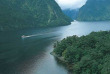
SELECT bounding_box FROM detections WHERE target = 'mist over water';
[0,21,110,74]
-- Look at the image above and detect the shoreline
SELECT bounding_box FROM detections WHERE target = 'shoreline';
[50,52,74,70]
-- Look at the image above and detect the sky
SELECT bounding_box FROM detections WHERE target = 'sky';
[55,0,87,10]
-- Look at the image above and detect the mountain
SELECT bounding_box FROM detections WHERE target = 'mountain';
[63,9,79,20]
[77,0,110,21]
[0,0,71,31]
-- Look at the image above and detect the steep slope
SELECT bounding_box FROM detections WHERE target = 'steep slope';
[63,9,79,20]
[77,0,110,21]
[0,0,71,31]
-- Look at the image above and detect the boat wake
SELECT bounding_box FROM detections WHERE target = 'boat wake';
[21,32,52,39]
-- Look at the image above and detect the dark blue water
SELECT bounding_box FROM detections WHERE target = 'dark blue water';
[0,21,110,74]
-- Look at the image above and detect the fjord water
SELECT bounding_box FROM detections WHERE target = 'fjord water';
[0,21,110,74]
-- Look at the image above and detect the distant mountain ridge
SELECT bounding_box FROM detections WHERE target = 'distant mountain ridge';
[77,0,110,21]
[63,9,79,20]
[0,0,71,31]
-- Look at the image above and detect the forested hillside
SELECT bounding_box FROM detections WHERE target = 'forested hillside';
[0,0,71,31]
[53,31,110,74]
[77,0,110,21]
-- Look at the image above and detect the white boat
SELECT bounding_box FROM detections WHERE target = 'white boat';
[21,34,36,38]
[21,35,30,38]
[21,35,26,38]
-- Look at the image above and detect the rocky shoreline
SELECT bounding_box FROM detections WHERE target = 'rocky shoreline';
[50,52,74,70]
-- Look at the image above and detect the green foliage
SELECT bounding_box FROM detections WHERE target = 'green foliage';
[77,0,110,21]
[0,0,71,31]
[53,31,110,74]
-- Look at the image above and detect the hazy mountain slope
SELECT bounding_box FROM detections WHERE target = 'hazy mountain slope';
[63,9,79,20]
[77,0,110,21]
[0,0,71,31]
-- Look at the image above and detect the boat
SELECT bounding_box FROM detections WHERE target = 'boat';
[21,35,31,38]
[21,35,27,38]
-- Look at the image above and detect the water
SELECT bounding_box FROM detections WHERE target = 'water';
[0,21,110,74]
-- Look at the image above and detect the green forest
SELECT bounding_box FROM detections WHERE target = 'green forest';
[0,0,71,31]
[77,0,110,21]
[53,31,110,74]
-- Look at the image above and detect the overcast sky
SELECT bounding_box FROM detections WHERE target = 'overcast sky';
[55,0,87,10]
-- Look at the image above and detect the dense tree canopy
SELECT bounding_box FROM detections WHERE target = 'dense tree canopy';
[53,31,110,74]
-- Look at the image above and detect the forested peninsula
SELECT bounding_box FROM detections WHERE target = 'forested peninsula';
[52,31,110,74]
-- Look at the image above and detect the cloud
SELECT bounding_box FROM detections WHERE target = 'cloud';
[55,0,87,10]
